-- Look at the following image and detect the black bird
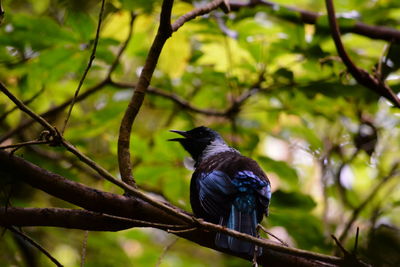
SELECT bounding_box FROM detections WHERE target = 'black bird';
[170,126,271,255]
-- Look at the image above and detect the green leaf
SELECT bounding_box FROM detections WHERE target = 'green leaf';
[258,156,299,189]
[65,11,96,41]
[271,190,316,211]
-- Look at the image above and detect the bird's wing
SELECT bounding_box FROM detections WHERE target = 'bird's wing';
[197,170,237,218]
[232,170,271,215]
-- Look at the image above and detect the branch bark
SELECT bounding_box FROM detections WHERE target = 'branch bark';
[117,0,225,186]
[0,150,344,266]
[325,0,400,108]
[230,0,400,43]
[117,0,174,187]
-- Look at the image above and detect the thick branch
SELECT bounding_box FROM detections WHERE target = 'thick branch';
[117,0,225,186]
[117,0,174,187]
[0,150,343,266]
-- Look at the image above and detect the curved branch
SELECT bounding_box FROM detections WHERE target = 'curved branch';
[230,0,400,43]
[325,0,400,108]
[172,0,224,32]
[117,0,174,187]
[117,0,225,186]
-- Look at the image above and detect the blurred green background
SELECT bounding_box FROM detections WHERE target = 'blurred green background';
[0,0,400,266]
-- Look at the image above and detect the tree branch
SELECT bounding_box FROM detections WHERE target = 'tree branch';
[0,87,44,124]
[172,0,224,32]
[6,226,64,267]
[117,0,174,187]
[107,12,137,78]
[117,0,224,187]
[230,0,400,43]
[325,0,400,108]
[338,162,400,242]
[62,0,106,134]
[110,80,259,117]
[0,150,345,266]
[0,12,136,144]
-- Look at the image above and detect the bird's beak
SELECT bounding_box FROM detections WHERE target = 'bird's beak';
[168,130,189,141]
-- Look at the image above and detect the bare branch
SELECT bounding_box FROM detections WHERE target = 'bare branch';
[117,0,174,187]
[111,80,260,117]
[155,238,178,267]
[117,0,227,187]
[7,226,64,267]
[0,82,58,137]
[80,230,88,267]
[172,0,224,32]
[0,140,48,150]
[0,150,343,266]
[0,14,136,144]
[62,0,106,134]
[107,12,137,77]
[0,87,44,124]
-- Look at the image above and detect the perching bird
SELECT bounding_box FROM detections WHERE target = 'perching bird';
[169,126,271,255]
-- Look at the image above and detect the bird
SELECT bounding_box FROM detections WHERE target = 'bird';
[169,126,271,255]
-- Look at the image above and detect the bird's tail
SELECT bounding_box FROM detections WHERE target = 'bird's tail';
[215,205,260,255]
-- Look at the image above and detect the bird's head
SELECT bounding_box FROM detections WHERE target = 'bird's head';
[169,126,227,163]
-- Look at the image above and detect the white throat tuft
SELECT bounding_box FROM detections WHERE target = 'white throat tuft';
[200,139,238,161]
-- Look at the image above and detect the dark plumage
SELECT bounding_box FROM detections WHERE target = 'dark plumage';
[170,126,271,255]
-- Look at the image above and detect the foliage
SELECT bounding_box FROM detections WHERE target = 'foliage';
[0,0,400,266]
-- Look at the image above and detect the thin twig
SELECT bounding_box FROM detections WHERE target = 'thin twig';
[0,12,137,145]
[98,213,190,230]
[353,227,359,255]
[80,231,89,267]
[339,162,400,242]
[331,234,349,257]
[167,227,197,233]
[0,87,44,124]
[62,0,106,134]
[0,82,56,136]
[257,224,289,247]
[155,238,178,267]
[111,80,260,117]
[107,12,137,77]
[7,227,64,267]
[172,0,224,31]
[0,140,48,150]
